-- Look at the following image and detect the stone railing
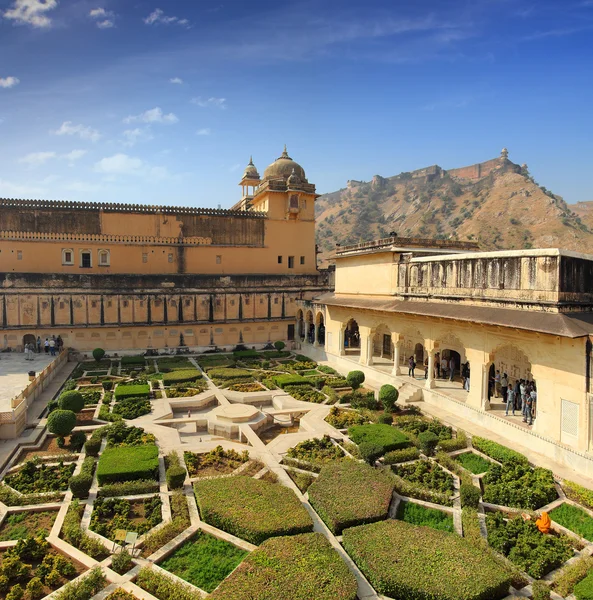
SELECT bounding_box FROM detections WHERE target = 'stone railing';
[336,235,479,255]
[0,231,213,245]
[0,197,267,218]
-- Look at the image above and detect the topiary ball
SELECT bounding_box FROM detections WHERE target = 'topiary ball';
[379,384,399,412]
[346,370,365,390]
[47,409,77,438]
[58,390,85,413]
[92,348,106,362]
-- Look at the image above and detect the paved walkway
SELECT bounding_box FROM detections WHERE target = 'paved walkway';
[0,352,57,410]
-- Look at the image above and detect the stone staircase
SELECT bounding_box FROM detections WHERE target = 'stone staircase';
[397,383,423,404]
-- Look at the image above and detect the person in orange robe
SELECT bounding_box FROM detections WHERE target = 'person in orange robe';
[536,511,551,534]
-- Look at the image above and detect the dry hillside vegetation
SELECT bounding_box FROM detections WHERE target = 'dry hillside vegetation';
[315,165,593,265]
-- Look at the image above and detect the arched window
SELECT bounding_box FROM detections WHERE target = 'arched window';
[98,249,110,267]
[289,194,299,209]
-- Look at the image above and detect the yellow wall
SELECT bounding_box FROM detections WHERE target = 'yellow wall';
[334,252,398,295]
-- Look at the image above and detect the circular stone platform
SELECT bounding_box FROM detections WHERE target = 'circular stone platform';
[212,403,261,423]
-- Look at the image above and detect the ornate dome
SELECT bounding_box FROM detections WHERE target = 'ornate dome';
[263,145,306,181]
[242,156,260,180]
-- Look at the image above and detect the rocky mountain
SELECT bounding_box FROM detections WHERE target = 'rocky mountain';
[315,152,593,265]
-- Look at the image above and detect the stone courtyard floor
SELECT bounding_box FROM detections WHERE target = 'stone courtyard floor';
[0,352,56,411]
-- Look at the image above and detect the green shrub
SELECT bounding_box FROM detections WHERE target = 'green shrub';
[308,461,395,534]
[347,390,380,410]
[142,492,190,557]
[348,423,409,454]
[5,460,75,494]
[166,465,186,490]
[283,385,325,403]
[325,406,365,428]
[70,457,95,499]
[343,520,511,600]
[471,436,528,465]
[418,430,439,456]
[460,483,481,508]
[549,503,593,541]
[272,373,313,388]
[111,549,133,575]
[394,415,453,440]
[532,581,551,600]
[394,459,454,494]
[69,430,86,452]
[325,377,350,388]
[105,422,155,447]
[112,396,151,419]
[92,348,105,362]
[84,437,101,457]
[97,444,159,485]
[482,462,557,509]
[210,533,357,600]
[274,341,285,351]
[195,476,313,545]
[396,501,454,532]
[286,436,344,467]
[102,380,113,391]
[58,391,85,413]
[53,567,106,600]
[91,495,162,539]
[378,413,393,425]
[575,571,593,600]
[553,555,593,597]
[97,479,159,497]
[379,384,398,411]
[114,383,150,400]
[121,355,145,366]
[207,367,252,380]
[136,567,203,600]
[233,349,261,358]
[47,410,76,439]
[61,501,108,560]
[486,512,573,578]
[438,430,468,452]
[25,578,44,600]
[162,369,202,385]
[383,447,420,464]
[359,442,383,464]
[562,480,593,511]
[346,370,365,390]
[318,365,338,375]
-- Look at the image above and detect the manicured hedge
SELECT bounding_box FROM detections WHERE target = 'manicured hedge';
[272,373,313,388]
[194,476,313,545]
[97,444,159,485]
[348,423,409,454]
[209,533,357,600]
[114,383,150,400]
[121,355,146,365]
[233,350,261,358]
[471,437,528,465]
[308,461,396,534]
[207,367,253,380]
[343,519,511,600]
[162,369,202,385]
[383,447,420,464]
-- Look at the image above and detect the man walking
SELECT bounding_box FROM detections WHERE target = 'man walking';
[440,356,448,380]
[501,373,509,404]
[49,337,56,356]
[408,356,416,378]
[505,386,516,416]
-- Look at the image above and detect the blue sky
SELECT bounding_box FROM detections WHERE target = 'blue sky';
[0,0,591,208]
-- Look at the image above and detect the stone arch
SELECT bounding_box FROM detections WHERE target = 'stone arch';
[315,311,325,345]
[398,327,425,369]
[435,332,466,379]
[305,310,314,343]
[372,323,392,360]
[344,318,360,352]
[22,334,36,351]
[490,343,532,383]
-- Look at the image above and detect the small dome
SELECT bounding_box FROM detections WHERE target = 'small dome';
[287,168,301,187]
[263,145,306,181]
[242,156,260,180]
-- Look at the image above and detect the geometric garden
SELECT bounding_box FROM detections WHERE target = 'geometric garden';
[1,347,593,599]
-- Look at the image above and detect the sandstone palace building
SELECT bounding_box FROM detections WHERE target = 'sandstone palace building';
[0,147,330,352]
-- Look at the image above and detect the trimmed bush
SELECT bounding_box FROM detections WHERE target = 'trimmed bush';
[346,370,365,390]
[343,520,511,600]
[97,479,159,497]
[233,350,261,358]
[58,391,85,413]
[359,442,383,464]
[308,461,396,534]
[348,423,409,454]
[70,456,95,499]
[84,436,101,457]
[69,430,87,451]
[384,447,421,464]
[111,549,133,575]
[166,465,186,490]
[92,348,105,362]
[195,476,313,545]
[272,373,313,388]
[47,409,76,438]
[460,483,481,508]
[418,430,439,456]
[274,341,285,351]
[162,369,202,385]
[97,444,159,485]
[112,397,151,419]
[379,384,399,411]
[471,437,528,465]
[121,355,145,366]
[438,430,468,452]
[378,413,393,425]
[114,383,150,400]
[210,533,357,600]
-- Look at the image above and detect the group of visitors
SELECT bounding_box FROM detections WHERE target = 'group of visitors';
[24,335,64,359]
[344,328,360,349]
[407,352,470,390]
[490,369,537,425]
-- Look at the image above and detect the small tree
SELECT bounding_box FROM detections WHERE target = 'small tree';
[274,341,285,351]
[92,348,105,362]
[47,409,76,443]
[25,578,44,600]
[58,390,85,413]
[418,430,439,456]
[346,370,365,390]
[379,384,399,412]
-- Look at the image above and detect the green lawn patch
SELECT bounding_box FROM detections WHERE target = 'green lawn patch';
[0,510,58,540]
[209,532,357,600]
[348,423,409,454]
[272,373,313,388]
[97,444,159,485]
[550,503,593,541]
[195,476,313,544]
[232,350,262,358]
[456,452,492,474]
[160,531,247,593]
[396,501,454,532]
[575,570,593,600]
[114,383,150,400]
[471,437,528,465]
[161,369,202,385]
[343,519,511,600]
[308,461,396,534]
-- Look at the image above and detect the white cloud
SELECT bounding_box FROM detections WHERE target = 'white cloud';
[170,77,183,84]
[52,121,101,142]
[0,178,46,197]
[122,128,153,146]
[89,7,115,28]
[64,181,102,193]
[191,96,227,109]
[3,0,58,27]
[19,151,57,167]
[123,107,179,125]
[144,8,189,26]
[196,128,211,136]
[0,76,20,89]
[64,149,87,162]
[95,153,144,175]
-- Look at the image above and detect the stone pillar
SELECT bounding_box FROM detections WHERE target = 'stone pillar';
[359,326,372,366]
[314,324,320,347]
[391,334,400,376]
[425,351,436,389]
[338,327,345,356]
[481,364,491,411]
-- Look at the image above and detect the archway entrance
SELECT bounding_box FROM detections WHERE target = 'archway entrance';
[23,334,36,352]
[442,349,461,381]
[372,324,392,364]
[344,319,360,355]
[305,311,314,344]
[316,313,325,345]
[414,343,424,365]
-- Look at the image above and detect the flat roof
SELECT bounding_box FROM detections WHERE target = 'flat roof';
[315,292,593,338]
